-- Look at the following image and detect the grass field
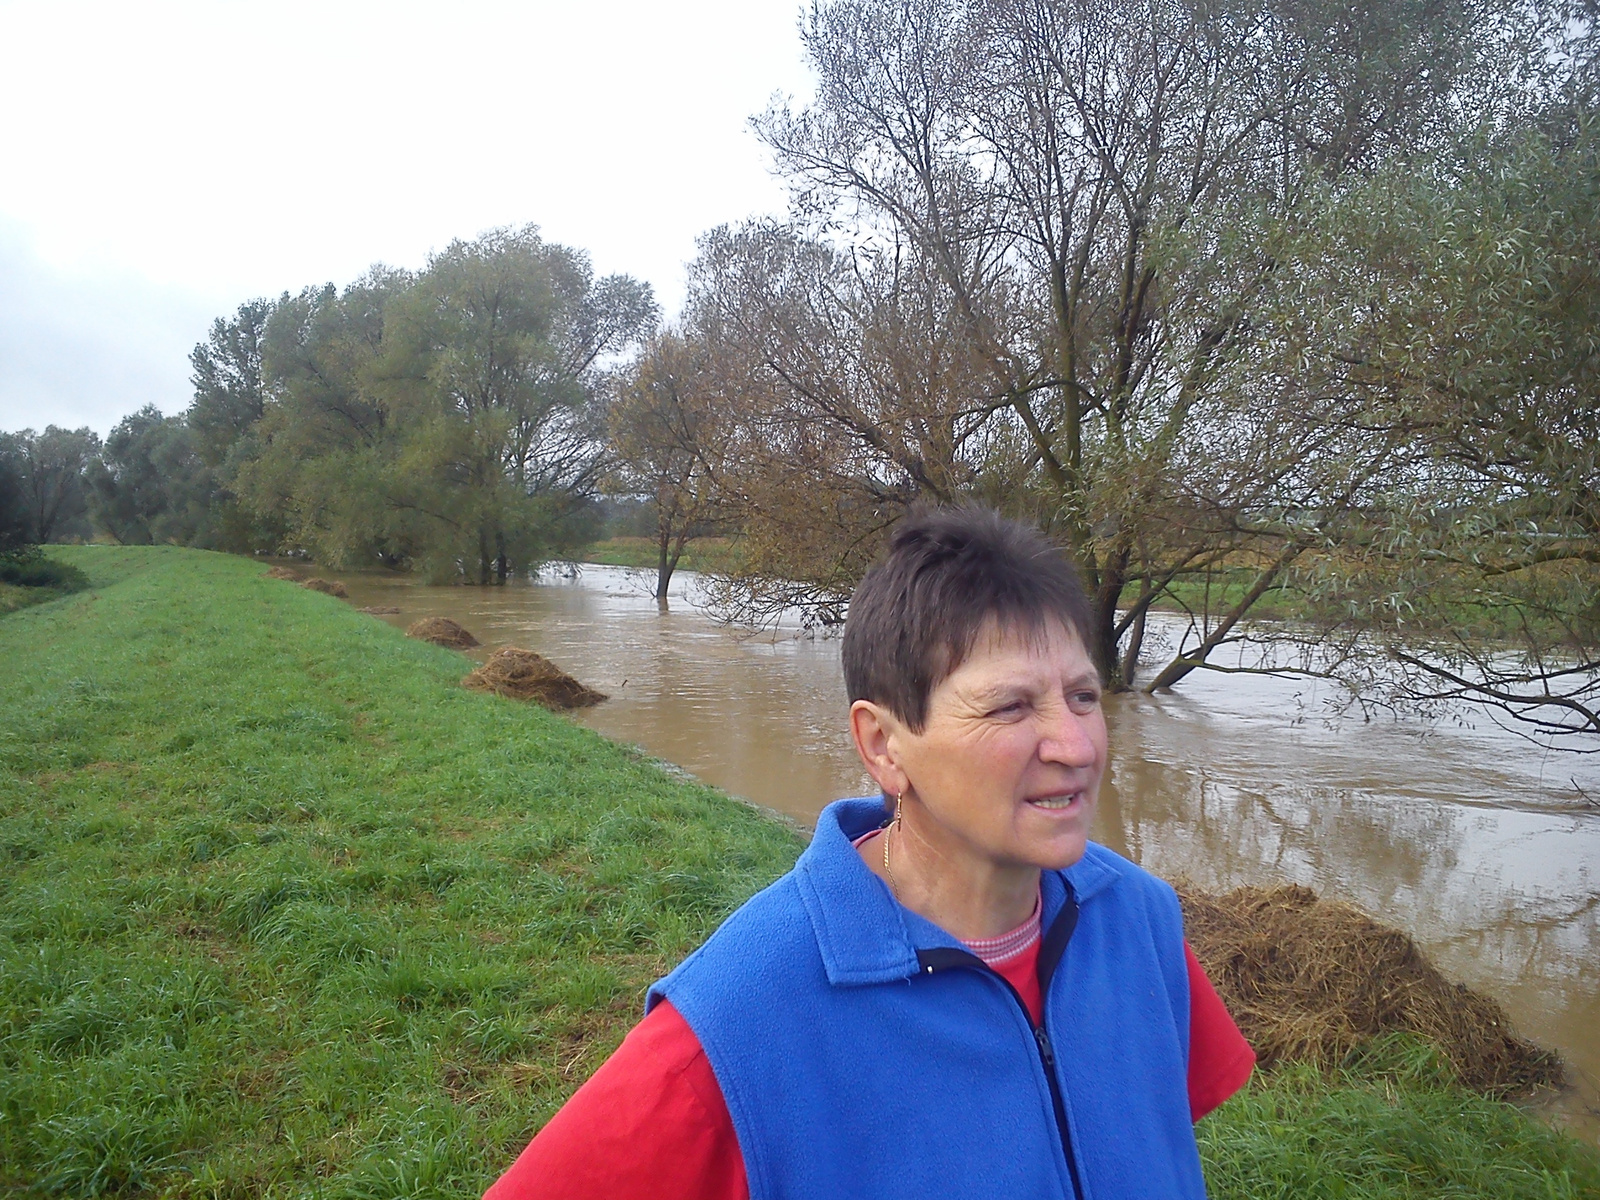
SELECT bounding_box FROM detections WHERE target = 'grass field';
[2,547,1597,1199]
[574,535,738,574]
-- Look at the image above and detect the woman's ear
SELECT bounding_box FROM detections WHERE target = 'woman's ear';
[849,699,909,798]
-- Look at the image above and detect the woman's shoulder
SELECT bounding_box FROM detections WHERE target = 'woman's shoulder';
[1067,842,1184,918]
[649,868,823,1004]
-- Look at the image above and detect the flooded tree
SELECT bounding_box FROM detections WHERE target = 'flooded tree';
[1246,120,1600,742]
[688,0,1592,730]
[606,329,730,598]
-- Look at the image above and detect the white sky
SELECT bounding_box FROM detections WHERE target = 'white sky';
[0,0,813,435]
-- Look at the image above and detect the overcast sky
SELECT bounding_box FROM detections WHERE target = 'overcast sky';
[0,0,813,436]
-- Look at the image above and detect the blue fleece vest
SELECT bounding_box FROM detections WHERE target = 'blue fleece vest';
[648,798,1207,1200]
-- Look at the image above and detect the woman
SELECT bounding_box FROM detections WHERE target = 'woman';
[487,506,1254,1199]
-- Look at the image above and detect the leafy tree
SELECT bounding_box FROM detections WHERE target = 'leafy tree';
[0,426,100,543]
[88,407,216,546]
[234,228,655,582]
[189,299,272,468]
[608,329,731,597]
[0,443,30,559]
[1241,120,1600,741]
[235,272,408,564]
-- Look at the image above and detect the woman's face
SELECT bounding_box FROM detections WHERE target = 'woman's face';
[887,619,1106,872]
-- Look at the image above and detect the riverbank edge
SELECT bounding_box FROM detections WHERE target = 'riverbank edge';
[1,545,1595,1199]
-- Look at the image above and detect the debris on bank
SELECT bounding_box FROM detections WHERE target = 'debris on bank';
[463,647,606,710]
[1178,882,1564,1098]
[359,606,402,615]
[300,578,348,598]
[265,566,300,581]
[407,617,479,648]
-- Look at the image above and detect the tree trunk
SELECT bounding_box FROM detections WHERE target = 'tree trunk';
[655,528,688,599]
[656,528,672,599]
[1144,546,1302,691]
[1091,545,1130,688]
[1120,606,1147,687]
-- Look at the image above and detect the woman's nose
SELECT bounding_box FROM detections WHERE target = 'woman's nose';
[1038,706,1099,765]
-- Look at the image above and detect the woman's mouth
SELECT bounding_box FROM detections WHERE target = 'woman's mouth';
[1026,791,1085,811]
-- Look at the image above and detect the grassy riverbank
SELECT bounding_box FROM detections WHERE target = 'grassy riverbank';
[2,547,1596,1198]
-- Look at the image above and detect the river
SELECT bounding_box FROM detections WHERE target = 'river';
[337,562,1600,1141]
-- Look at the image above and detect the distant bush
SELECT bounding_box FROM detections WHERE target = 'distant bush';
[0,553,90,592]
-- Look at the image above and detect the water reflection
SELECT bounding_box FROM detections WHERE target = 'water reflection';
[336,563,1600,1140]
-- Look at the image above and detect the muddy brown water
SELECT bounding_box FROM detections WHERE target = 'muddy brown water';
[335,563,1600,1141]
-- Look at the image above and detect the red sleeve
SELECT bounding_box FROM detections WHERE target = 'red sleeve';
[484,999,748,1200]
[1184,942,1256,1120]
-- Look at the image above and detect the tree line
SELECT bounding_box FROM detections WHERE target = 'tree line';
[3,0,1596,745]
[2,227,656,584]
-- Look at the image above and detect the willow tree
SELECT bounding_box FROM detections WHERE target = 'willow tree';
[1234,121,1600,742]
[233,271,409,566]
[234,227,655,581]
[700,0,1547,689]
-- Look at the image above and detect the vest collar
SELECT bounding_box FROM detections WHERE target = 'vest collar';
[795,797,1122,988]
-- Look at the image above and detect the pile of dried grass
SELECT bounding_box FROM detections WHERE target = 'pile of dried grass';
[462,647,606,710]
[407,617,479,649]
[300,578,348,598]
[265,566,300,581]
[1178,882,1563,1097]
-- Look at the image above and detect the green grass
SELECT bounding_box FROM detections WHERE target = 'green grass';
[1201,1037,1600,1199]
[1,547,800,1198]
[574,536,738,574]
[0,553,91,615]
[1,547,1595,1198]
[1143,563,1587,641]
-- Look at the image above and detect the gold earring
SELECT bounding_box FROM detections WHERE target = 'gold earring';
[883,790,903,900]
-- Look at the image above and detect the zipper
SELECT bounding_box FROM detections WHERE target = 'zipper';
[915,891,1084,1198]
[1031,1021,1084,1200]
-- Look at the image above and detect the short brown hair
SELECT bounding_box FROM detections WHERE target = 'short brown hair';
[841,505,1096,732]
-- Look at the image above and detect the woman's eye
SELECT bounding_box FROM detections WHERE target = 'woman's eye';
[1071,691,1101,709]
[990,700,1027,717]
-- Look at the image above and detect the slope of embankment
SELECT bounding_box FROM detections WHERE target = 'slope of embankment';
[1,547,1595,1199]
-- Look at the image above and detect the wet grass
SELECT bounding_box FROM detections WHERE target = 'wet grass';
[2,547,1596,1198]
[1201,1037,1600,1199]
[1,547,800,1198]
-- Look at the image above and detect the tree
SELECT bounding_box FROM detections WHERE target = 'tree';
[695,0,1547,692]
[0,443,30,559]
[88,407,216,546]
[1243,120,1600,742]
[233,227,656,582]
[608,329,730,598]
[0,426,100,543]
[189,299,272,469]
[375,227,657,582]
[682,221,1010,624]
